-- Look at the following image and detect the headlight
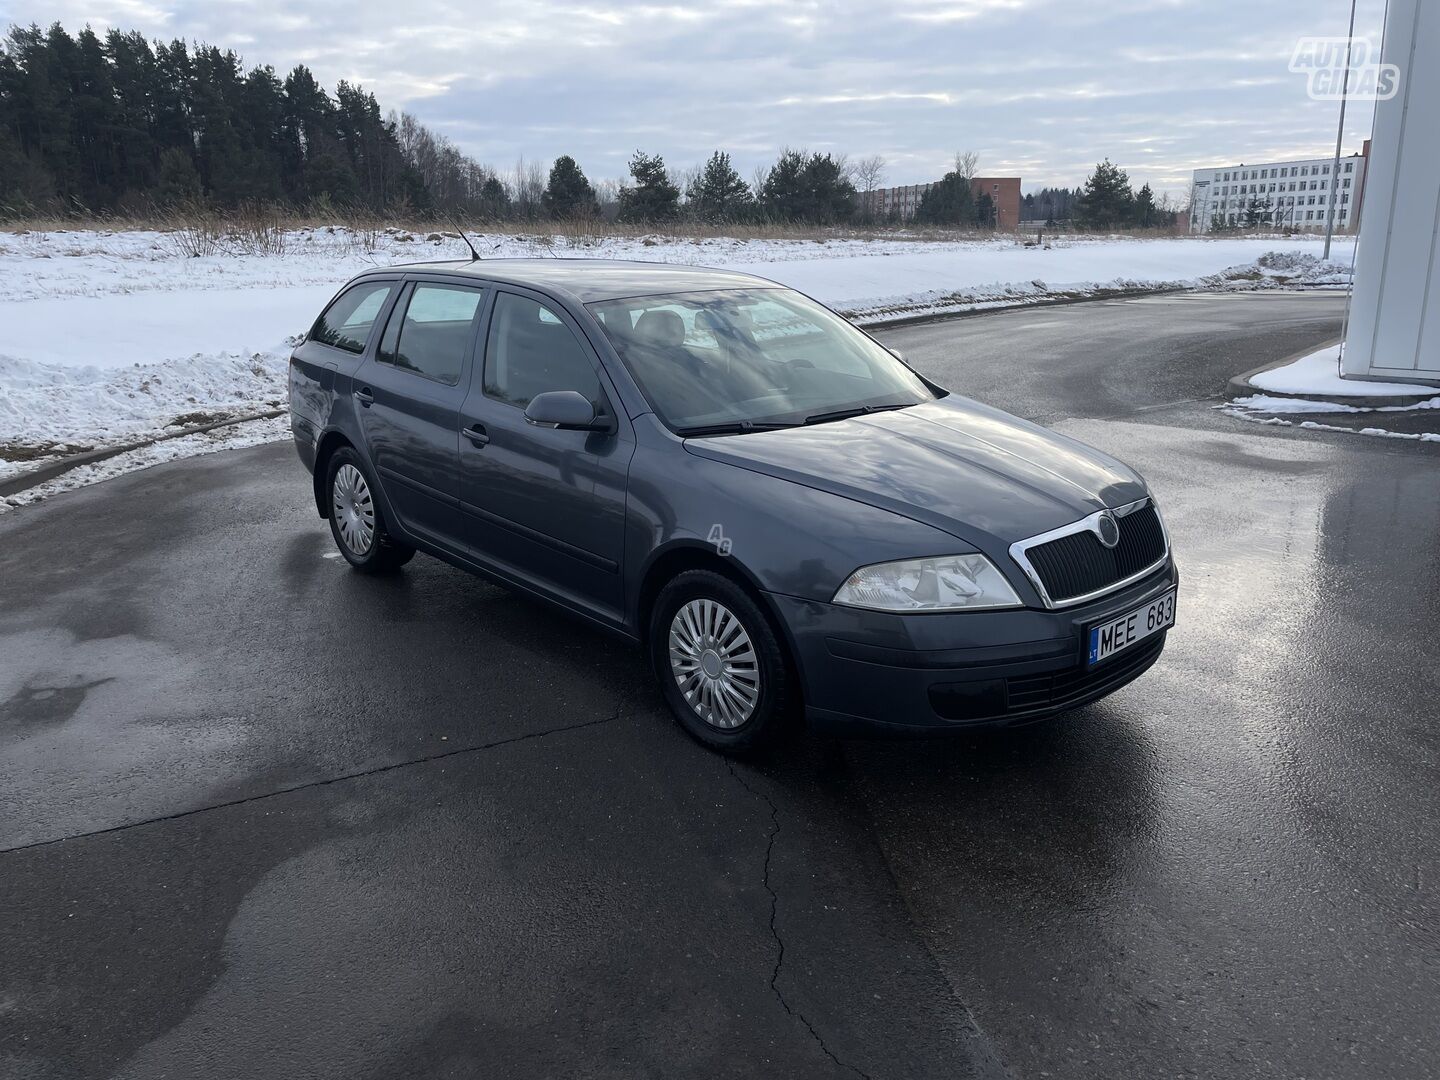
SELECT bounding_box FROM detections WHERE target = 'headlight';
[833,554,1022,612]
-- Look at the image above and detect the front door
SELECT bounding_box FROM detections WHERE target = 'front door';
[355,279,486,551]
[457,289,634,626]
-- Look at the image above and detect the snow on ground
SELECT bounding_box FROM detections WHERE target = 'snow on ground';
[0,227,1356,504]
[1224,344,1440,444]
[0,416,288,513]
[1246,343,1439,399]
[1226,410,1440,444]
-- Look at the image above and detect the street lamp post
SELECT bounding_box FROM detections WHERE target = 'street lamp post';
[1323,0,1359,259]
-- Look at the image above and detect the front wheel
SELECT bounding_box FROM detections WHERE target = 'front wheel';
[325,448,415,574]
[650,570,795,753]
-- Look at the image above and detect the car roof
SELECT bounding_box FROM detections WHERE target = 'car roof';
[355,258,782,304]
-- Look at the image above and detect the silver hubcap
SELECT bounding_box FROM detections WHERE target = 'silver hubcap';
[669,598,760,729]
[332,464,375,555]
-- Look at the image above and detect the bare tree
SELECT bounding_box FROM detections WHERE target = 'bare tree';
[853,154,887,221]
[750,163,771,203]
[511,157,546,221]
[669,162,702,217]
[854,154,887,193]
[390,109,503,213]
[592,177,622,220]
[953,150,980,182]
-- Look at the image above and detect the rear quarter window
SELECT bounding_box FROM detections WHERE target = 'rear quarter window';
[310,282,395,353]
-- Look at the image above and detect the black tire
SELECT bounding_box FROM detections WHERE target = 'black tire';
[325,447,415,574]
[649,569,796,753]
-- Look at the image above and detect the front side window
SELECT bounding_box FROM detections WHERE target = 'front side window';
[484,293,602,409]
[589,288,936,434]
[379,282,484,386]
[310,281,394,354]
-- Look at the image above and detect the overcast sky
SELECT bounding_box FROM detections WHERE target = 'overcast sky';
[2,0,1388,197]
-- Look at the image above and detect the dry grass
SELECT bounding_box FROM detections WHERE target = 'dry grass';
[0,203,1316,248]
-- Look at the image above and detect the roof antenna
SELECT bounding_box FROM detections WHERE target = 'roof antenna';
[443,211,481,261]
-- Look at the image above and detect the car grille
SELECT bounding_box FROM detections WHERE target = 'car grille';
[1022,504,1167,604]
[1005,634,1165,713]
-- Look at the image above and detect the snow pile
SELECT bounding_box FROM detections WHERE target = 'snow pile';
[0,228,1359,499]
[1245,250,1353,287]
[0,346,291,480]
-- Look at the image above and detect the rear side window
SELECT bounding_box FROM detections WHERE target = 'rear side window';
[484,292,601,409]
[310,282,394,353]
[378,282,484,386]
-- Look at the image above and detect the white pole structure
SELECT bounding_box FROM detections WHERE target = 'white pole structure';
[1339,0,1440,386]
[1322,0,1359,260]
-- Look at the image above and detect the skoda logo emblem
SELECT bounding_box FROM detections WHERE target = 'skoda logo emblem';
[1095,511,1121,549]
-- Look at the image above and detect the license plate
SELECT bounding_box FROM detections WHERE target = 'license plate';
[1088,589,1176,665]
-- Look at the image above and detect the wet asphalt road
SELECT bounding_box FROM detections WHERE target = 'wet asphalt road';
[3,292,1437,1080]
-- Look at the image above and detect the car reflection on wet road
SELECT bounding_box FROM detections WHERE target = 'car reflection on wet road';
[1,292,1436,1080]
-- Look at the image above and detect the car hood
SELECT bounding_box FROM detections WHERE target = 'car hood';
[683,397,1148,551]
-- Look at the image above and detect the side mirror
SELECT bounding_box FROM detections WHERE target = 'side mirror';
[524,390,610,431]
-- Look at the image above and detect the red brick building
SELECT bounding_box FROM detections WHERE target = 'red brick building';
[864,175,1023,228]
[970,177,1021,230]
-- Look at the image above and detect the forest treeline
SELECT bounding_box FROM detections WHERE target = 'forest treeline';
[0,22,1181,229]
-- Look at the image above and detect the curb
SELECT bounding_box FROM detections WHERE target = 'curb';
[0,409,285,499]
[850,284,1191,331]
[1226,338,1438,408]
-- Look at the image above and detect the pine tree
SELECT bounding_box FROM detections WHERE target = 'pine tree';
[542,155,597,219]
[1133,182,1158,228]
[103,30,161,200]
[760,149,807,220]
[916,170,973,226]
[617,150,679,223]
[1244,196,1273,229]
[973,191,995,228]
[0,128,55,209]
[799,153,855,224]
[686,151,751,223]
[1076,160,1135,230]
[760,149,854,224]
[154,146,200,205]
[477,174,510,219]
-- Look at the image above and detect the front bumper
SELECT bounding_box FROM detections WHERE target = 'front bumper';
[767,561,1178,735]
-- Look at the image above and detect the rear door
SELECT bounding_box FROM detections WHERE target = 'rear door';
[354,278,486,551]
[457,288,634,625]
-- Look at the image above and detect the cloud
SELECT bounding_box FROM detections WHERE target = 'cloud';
[4,0,1388,198]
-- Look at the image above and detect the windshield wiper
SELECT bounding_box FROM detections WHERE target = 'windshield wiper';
[676,420,796,437]
[801,403,910,426]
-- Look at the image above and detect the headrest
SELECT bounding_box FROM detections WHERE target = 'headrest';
[634,309,685,348]
[693,310,725,335]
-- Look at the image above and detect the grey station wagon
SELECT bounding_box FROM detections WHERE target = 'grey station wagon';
[289,259,1177,751]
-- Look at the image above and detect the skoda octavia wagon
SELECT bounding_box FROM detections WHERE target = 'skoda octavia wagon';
[290,259,1177,751]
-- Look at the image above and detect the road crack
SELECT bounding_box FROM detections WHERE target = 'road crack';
[726,760,874,1080]
[2,712,620,856]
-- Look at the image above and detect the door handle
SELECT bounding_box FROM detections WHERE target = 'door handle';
[463,424,490,447]
[355,387,374,407]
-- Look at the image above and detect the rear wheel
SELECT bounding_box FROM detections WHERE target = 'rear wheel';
[650,570,794,753]
[325,448,415,574]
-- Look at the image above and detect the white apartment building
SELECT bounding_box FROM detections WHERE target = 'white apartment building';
[1188,150,1368,233]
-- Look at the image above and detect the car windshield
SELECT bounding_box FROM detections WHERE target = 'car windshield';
[588,288,938,434]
